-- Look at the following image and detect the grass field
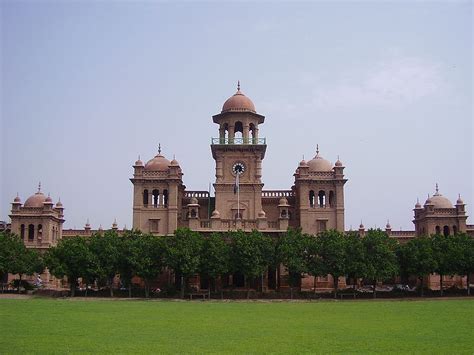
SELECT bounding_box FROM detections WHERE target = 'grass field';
[0,298,473,354]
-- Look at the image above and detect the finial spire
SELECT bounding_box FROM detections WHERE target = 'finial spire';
[435,183,439,194]
[158,143,161,154]
[237,80,240,91]
[37,181,41,193]
[316,144,319,155]
[138,154,140,160]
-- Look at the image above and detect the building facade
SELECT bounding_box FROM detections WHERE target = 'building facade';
[6,84,474,292]
[131,84,348,237]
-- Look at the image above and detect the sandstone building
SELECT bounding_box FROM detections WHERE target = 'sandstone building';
[6,84,474,291]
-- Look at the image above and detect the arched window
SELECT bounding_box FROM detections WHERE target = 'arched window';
[221,123,229,143]
[318,190,326,207]
[453,225,458,235]
[235,212,242,220]
[329,191,335,207]
[443,225,450,236]
[152,189,159,207]
[249,123,256,143]
[20,224,25,239]
[234,121,243,142]
[143,189,149,206]
[38,224,43,239]
[163,189,168,207]
[309,190,315,207]
[435,226,441,235]
[190,209,197,218]
[281,209,287,218]
[28,224,34,241]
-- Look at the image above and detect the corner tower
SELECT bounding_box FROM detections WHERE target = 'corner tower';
[294,148,347,234]
[211,83,266,220]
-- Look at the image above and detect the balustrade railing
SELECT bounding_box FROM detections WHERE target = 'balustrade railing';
[185,191,210,198]
[211,137,266,145]
[262,190,294,197]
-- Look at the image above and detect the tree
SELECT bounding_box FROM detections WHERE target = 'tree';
[0,232,44,293]
[131,234,166,298]
[89,231,121,297]
[450,233,474,296]
[199,232,231,298]
[276,229,308,299]
[45,236,96,297]
[117,230,142,298]
[315,230,347,299]
[0,232,21,290]
[398,236,437,296]
[345,231,366,294]
[230,230,273,299]
[361,229,399,298]
[305,235,325,295]
[165,228,203,299]
[431,233,457,296]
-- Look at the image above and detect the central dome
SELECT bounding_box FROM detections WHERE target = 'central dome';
[221,83,256,114]
[307,147,333,172]
[24,191,47,208]
[144,153,170,172]
[431,187,453,209]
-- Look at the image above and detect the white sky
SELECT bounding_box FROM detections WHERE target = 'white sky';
[1,1,472,230]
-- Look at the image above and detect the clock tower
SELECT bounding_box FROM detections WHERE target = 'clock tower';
[211,83,266,220]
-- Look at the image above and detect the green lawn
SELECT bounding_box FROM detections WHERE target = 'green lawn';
[0,298,473,354]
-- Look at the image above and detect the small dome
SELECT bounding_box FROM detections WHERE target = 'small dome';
[211,210,220,218]
[56,199,63,208]
[258,210,266,218]
[189,197,198,205]
[424,195,433,205]
[144,153,170,172]
[170,158,180,166]
[335,159,343,167]
[299,159,308,167]
[135,158,143,166]
[307,150,333,172]
[24,192,47,208]
[278,197,289,206]
[456,195,464,205]
[386,221,391,229]
[45,195,53,203]
[359,223,364,229]
[13,195,21,203]
[221,84,256,114]
[415,200,422,208]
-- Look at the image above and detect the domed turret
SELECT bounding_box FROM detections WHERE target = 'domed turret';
[13,194,21,203]
[415,198,422,209]
[135,156,143,166]
[299,159,308,167]
[221,81,256,114]
[278,197,289,207]
[456,194,464,205]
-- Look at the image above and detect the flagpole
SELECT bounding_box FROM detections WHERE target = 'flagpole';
[237,173,240,219]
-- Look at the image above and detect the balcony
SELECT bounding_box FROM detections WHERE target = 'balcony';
[211,137,266,145]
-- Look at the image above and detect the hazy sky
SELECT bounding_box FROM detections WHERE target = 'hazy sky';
[1,1,472,231]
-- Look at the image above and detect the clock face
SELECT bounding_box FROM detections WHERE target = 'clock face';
[232,162,246,175]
